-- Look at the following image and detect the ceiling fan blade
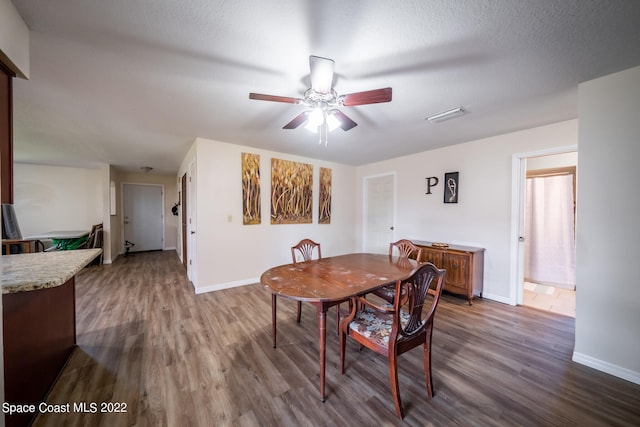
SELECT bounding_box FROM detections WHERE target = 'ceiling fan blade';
[309,55,335,94]
[249,93,301,104]
[341,87,392,106]
[331,110,358,131]
[283,112,309,129]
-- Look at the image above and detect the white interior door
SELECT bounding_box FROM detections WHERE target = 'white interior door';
[364,174,395,253]
[122,183,164,252]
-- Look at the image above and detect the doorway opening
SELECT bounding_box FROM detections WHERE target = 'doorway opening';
[512,147,577,317]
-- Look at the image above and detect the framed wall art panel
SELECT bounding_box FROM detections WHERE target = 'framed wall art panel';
[271,158,313,224]
[444,172,459,204]
[319,167,332,224]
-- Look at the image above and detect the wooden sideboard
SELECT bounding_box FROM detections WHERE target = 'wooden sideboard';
[411,241,485,305]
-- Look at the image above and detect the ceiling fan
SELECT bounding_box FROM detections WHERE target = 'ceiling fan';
[249,55,392,141]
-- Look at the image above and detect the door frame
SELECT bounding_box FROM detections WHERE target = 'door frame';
[181,173,187,270]
[120,182,165,254]
[186,160,197,286]
[509,145,577,305]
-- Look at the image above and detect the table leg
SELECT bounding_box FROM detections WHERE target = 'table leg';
[272,294,277,348]
[317,307,327,402]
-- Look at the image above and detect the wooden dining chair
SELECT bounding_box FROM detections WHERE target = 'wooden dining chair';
[340,262,445,419]
[290,238,322,322]
[270,238,324,348]
[371,239,422,303]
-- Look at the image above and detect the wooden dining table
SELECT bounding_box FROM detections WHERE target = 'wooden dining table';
[260,253,420,401]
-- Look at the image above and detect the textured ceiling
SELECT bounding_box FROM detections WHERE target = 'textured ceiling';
[10,0,640,175]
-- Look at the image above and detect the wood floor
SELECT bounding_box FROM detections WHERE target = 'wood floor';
[33,251,640,426]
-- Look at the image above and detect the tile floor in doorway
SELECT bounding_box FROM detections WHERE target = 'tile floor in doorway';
[523,281,575,318]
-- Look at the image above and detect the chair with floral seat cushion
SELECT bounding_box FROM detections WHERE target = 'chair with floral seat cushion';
[339,262,445,419]
[371,239,423,303]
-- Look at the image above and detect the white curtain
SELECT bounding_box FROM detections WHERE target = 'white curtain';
[524,174,576,289]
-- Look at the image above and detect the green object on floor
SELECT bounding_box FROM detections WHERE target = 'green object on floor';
[51,236,88,250]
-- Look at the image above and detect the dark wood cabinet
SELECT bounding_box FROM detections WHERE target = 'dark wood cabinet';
[1,61,14,204]
[3,278,77,427]
[411,241,484,305]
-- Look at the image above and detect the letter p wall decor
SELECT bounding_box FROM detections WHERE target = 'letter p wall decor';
[425,176,439,194]
[425,172,459,203]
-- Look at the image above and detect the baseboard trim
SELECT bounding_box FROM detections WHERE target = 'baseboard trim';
[481,292,513,305]
[194,278,259,294]
[572,351,640,385]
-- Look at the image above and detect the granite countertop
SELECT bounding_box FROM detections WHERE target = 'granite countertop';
[1,248,102,294]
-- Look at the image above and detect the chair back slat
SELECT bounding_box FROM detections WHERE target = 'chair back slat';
[394,263,445,338]
[389,239,421,260]
[291,239,322,264]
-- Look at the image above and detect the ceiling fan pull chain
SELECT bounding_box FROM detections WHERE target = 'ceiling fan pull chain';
[322,111,327,146]
[325,123,329,146]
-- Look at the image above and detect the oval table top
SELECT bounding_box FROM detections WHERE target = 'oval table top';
[260,253,420,302]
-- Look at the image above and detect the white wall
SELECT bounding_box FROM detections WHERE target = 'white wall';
[182,138,357,293]
[526,151,577,170]
[13,163,103,236]
[574,65,640,384]
[355,120,578,303]
[100,164,112,264]
[109,165,120,263]
[0,0,29,79]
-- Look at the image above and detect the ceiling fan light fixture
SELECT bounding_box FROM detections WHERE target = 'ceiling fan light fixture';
[426,106,466,123]
[304,107,324,132]
[304,121,318,133]
[249,55,391,137]
[326,111,341,132]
